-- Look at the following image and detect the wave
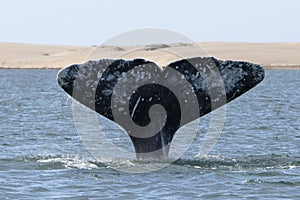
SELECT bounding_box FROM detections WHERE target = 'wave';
[173,154,300,170]
[0,154,299,171]
[0,155,103,170]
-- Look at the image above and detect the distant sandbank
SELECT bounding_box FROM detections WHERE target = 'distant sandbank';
[0,42,299,70]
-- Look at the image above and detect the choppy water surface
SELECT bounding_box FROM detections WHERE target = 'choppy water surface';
[0,69,299,199]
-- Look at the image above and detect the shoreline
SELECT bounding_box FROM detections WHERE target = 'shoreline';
[263,65,300,70]
[1,66,299,70]
[1,42,300,70]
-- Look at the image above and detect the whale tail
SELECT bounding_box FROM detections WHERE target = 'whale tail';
[57,57,264,159]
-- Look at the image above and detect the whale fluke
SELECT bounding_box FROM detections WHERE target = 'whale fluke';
[57,57,264,159]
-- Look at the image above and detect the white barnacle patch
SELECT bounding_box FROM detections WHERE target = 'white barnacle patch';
[220,64,245,93]
[78,73,86,80]
[112,95,127,105]
[191,73,200,81]
[118,107,125,112]
[140,71,145,79]
[213,97,220,102]
[97,71,102,79]
[106,74,115,82]
[194,78,207,91]
[102,89,112,96]
[85,80,94,88]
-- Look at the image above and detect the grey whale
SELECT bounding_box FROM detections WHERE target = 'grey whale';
[57,57,264,159]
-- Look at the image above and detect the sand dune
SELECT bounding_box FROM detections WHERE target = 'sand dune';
[0,42,299,69]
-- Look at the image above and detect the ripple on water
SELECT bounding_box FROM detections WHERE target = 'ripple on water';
[0,70,300,199]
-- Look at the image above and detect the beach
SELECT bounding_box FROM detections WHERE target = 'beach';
[0,42,300,69]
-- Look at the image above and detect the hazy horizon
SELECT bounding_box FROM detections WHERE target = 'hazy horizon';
[1,0,299,46]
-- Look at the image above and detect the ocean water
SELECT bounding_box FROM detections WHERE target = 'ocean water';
[0,69,299,199]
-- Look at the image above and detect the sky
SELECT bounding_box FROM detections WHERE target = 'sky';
[0,0,299,46]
